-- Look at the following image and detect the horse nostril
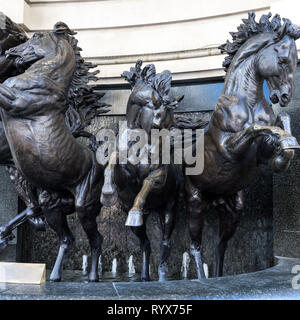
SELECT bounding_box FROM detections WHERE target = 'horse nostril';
[281,93,289,104]
[270,93,279,104]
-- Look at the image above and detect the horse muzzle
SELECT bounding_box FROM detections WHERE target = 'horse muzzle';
[270,90,291,107]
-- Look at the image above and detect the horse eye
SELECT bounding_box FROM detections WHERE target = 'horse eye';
[278,56,288,64]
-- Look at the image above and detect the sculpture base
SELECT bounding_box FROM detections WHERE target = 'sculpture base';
[0,262,46,284]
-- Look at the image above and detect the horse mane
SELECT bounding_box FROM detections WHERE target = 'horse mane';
[0,12,28,54]
[219,12,300,72]
[52,22,110,138]
[122,59,175,106]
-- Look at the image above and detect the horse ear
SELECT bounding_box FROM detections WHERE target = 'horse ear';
[152,90,161,108]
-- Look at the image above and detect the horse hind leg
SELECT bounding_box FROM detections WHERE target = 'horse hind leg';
[44,211,74,281]
[158,201,176,281]
[39,190,75,282]
[76,203,103,282]
[186,178,206,279]
[215,191,243,277]
[130,215,151,281]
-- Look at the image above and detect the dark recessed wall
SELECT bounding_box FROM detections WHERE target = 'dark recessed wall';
[273,64,300,259]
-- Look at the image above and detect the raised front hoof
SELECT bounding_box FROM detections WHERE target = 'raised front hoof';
[0,230,14,252]
[28,217,46,232]
[100,189,118,207]
[125,209,143,227]
[0,238,8,252]
[158,263,168,282]
[88,273,99,282]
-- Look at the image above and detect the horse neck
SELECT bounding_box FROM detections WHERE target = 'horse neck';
[27,43,75,93]
[222,55,264,108]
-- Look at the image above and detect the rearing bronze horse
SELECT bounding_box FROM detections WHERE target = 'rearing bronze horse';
[0,22,109,282]
[101,61,183,281]
[184,12,300,278]
[0,12,47,235]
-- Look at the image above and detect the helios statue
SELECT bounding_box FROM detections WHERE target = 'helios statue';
[184,12,300,278]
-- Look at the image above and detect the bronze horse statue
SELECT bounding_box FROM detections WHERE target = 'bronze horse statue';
[0,12,47,235]
[0,22,109,282]
[101,60,207,281]
[101,60,185,281]
[184,12,300,278]
[0,15,108,251]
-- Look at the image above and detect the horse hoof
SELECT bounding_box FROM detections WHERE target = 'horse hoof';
[100,189,118,207]
[88,273,99,282]
[141,276,150,282]
[28,217,46,232]
[50,276,61,282]
[125,209,143,227]
[0,238,8,252]
[158,275,167,282]
[158,265,168,282]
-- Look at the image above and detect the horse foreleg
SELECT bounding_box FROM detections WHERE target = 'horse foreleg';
[126,168,165,227]
[158,201,176,281]
[214,191,243,277]
[185,177,206,279]
[275,112,292,134]
[6,166,45,231]
[101,151,119,207]
[272,112,295,172]
[130,217,151,281]
[227,123,293,156]
[0,207,42,250]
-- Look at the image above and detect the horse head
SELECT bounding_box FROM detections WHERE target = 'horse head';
[123,61,183,133]
[256,21,299,106]
[151,73,184,131]
[220,12,300,107]
[6,32,56,73]
[5,22,76,74]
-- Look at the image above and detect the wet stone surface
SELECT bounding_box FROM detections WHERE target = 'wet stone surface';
[0,257,299,300]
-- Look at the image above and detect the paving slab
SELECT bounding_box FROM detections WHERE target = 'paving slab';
[0,257,299,300]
